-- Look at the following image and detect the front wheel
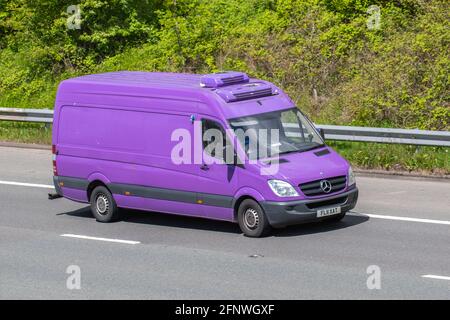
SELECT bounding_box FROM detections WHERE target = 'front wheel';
[237,199,272,237]
[90,186,120,222]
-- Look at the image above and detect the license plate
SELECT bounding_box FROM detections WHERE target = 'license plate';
[317,206,341,218]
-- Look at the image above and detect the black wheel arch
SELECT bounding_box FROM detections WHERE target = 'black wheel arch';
[87,180,110,201]
[233,195,260,222]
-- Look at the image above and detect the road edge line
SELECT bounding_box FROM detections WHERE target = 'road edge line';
[60,233,141,245]
[0,180,54,189]
[354,212,450,226]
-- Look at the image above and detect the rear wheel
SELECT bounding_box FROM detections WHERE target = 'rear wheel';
[237,199,271,237]
[90,186,120,222]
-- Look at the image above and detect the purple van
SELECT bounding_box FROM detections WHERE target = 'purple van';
[52,71,358,237]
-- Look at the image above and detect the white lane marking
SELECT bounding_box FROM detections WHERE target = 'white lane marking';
[0,180,54,189]
[422,275,450,281]
[1,179,449,228]
[61,234,140,245]
[354,212,450,226]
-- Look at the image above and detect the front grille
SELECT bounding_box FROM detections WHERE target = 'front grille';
[299,175,346,196]
[306,196,347,209]
[233,88,273,100]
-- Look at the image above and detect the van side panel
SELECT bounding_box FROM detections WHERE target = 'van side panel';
[58,106,146,152]
[60,187,88,203]
[56,104,215,218]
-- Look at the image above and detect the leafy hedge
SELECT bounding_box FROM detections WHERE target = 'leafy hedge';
[0,0,449,130]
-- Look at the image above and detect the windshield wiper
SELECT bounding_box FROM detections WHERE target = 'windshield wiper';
[301,144,325,152]
[278,144,325,155]
[278,149,300,156]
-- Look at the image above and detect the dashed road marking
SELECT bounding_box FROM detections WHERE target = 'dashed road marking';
[61,234,140,245]
[422,274,450,281]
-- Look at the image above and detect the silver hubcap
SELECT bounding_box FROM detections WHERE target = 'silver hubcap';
[244,208,259,229]
[96,194,109,215]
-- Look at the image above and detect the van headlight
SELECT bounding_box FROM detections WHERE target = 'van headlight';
[268,180,299,197]
[348,166,356,186]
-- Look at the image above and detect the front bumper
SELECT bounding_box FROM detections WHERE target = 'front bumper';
[261,187,358,228]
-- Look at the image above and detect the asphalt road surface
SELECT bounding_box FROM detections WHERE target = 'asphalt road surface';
[0,146,449,299]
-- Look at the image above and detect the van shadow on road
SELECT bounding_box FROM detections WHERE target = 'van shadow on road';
[58,207,369,238]
[272,214,369,237]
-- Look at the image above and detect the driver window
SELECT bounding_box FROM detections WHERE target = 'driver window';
[202,119,227,160]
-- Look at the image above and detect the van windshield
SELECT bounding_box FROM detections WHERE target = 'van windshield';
[228,108,324,160]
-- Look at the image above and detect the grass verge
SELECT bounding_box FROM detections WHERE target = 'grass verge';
[0,122,52,145]
[327,141,449,175]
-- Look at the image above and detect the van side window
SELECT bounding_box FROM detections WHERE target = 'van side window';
[202,119,227,159]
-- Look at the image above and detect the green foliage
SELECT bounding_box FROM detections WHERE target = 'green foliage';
[102,0,449,130]
[0,0,449,172]
[0,0,162,106]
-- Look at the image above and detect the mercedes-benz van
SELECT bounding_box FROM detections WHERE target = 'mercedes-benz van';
[52,71,358,237]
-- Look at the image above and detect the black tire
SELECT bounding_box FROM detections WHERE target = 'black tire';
[90,186,120,222]
[327,211,346,222]
[237,199,272,237]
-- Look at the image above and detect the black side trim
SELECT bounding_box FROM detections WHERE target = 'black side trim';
[109,183,233,208]
[56,176,233,208]
[109,183,197,204]
[57,176,89,190]
[200,193,233,208]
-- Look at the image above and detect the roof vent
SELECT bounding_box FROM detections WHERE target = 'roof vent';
[216,82,277,102]
[200,71,249,88]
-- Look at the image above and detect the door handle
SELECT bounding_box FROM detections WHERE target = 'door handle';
[200,164,209,171]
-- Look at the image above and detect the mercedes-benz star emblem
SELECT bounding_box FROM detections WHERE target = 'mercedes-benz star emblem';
[320,179,332,193]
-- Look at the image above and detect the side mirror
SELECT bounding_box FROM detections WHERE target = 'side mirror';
[316,127,325,141]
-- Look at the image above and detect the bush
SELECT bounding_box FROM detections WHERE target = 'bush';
[0,0,449,138]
